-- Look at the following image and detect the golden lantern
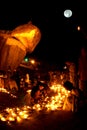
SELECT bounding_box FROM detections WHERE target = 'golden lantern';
[0,21,41,72]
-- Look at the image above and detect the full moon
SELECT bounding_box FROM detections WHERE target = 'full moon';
[64,9,72,18]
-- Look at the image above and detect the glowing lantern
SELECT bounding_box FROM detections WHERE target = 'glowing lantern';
[77,26,81,31]
[0,21,41,71]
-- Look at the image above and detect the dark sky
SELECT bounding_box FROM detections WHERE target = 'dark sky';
[0,1,87,65]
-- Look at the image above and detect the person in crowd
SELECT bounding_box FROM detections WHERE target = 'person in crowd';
[63,80,85,112]
[25,73,31,89]
[32,78,38,88]
[8,76,18,94]
[31,81,49,104]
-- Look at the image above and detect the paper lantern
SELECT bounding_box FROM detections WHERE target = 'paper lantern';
[0,22,41,72]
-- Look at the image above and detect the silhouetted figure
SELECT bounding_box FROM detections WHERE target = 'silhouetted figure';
[31,82,48,103]
[63,81,74,91]
[63,81,84,99]
[63,81,85,112]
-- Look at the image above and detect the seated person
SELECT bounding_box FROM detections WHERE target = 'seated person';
[31,81,48,103]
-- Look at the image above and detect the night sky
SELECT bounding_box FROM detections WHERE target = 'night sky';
[0,1,87,65]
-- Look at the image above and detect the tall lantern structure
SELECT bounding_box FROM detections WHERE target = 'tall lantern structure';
[0,22,41,72]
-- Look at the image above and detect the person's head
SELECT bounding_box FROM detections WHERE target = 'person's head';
[38,82,44,90]
[39,85,44,90]
[63,81,74,91]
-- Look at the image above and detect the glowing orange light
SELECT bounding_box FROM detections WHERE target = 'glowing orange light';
[77,26,81,31]
[30,59,35,64]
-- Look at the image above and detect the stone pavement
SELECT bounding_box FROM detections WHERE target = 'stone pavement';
[0,108,87,130]
[0,92,87,130]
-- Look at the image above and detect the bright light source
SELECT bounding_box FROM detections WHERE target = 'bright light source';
[77,26,81,31]
[24,57,29,62]
[64,9,72,18]
[30,59,35,64]
[64,65,67,69]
